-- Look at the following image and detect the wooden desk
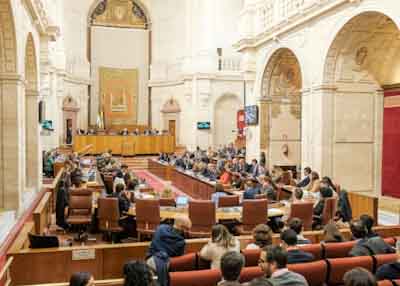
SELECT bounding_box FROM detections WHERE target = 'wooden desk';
[73,135,175,155]
[127,205,285,220]
[148,160,173,181]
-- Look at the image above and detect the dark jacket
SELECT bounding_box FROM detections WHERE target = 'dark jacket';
[243,187,260,200]
[287,249,315,264]
[337,190,352,222]
[148,224,186,258]
[376,262,400,281]
[313,200,325,216]
[349,237,395,257]
[297,176,310,188]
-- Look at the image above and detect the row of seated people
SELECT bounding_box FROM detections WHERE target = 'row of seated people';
[76,127,166,136]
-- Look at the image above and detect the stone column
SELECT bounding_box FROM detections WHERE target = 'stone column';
[259,97,271,165]
[374,89,384,196]
[25,89,41,193]
[0,73,25,211]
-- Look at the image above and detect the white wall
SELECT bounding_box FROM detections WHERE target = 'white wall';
[91,26,149,125]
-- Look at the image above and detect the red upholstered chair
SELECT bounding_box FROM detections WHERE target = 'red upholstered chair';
[323,240,357,258]
[298,243,323,260]
[159,197,176,207]
[288,202,314,231]
[239,266,264,283]
[218,195,240,208]
[374,253,398,271]
[169,269,221,286]
[322,197,337,225]
[135,199,160,241]
[188,200,216,238]
[378,281,395,286]
[326,256,373,285]
[241,249,261,267]
[288,260,328,286]
[169,253,197,272]
[393,280,400,286]
[239,199,268,235]
[197,254,212,270]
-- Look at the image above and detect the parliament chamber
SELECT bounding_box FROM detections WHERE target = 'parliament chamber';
[2,0,400,286]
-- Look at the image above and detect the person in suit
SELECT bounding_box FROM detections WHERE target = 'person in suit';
[280,229,314,264]
[256,245,308,286]
[121,128,129,136]
[218,251,245,286]
[250,159,260,177]
[296,167,311,188]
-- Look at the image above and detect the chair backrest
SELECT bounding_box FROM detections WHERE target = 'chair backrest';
[255,194,267,199]
[288,260,328,286]
[188,200,216,234]
[242,199,268,231]
[104,175,114,194]
[68,189,92,216]
[327,256,373,285]
[135,199,160,230]
[159,197,176,207]
[97,197,120,231]
[322,197,337,225]
[288,202,314,231]
[170,269,221,286]
[217,195,240,208]
[323,240,357,258]
[374,253,398,271]
[239,266,264,283]
[378,280,395,286]
[169,253,197,272]
[298,243,323,260]
[241,249,261,267]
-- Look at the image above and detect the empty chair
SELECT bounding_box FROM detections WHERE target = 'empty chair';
[188,200,216,238]
[169,253,198,272]
[241,249,261,267]
[327,256,373,285]
[288,202,314,231]
[170,269,221,286]
[218,195,240,208]
[135,199,160,241]
[322,197,337,225]
[159,197,176,207]
[288,260,328,286]
[97,197,123,241]
[66,189,92,230]
[323,240,357,258]
[238,199,268,235]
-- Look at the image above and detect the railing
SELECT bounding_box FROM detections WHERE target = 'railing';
[218,57,242,72]
[25,279,124,286]
[0,257,14,286]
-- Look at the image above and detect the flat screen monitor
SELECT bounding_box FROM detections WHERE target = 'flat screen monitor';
[42,120,53,131]
[197,122,211,130]
[245,105,259,125]
[176,196,188,207]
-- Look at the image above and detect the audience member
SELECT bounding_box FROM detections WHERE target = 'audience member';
[359,214,378,238]
[297,167,311,188]
[243,177,261,200]
[246,224,273,250]
[211,183,228,205]
[343,267,377,286]
[260,176,277,201]
[306,171,320,193]
[280,229,314,264]
[112,183,131,214]
[123,261,155,286]
[248,277,273,286]
[313,187,333,217]
[322,222,345,243]
[288,218,311,245]
[257,245,308,285]
[231,172,243,189]
[69,272,94,286]
[200,224,240,269]
[218,251,245,286]
[349,220,394,257]
[376,245,400,281]
[292,188,304,203]
[113,171,126,192]
[321,176,337,193]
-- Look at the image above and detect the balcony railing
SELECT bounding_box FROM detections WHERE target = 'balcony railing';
[218,57,242,72]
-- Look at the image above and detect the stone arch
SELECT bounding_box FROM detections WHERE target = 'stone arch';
[161,98,181,145]
[260,48,303,169]
[321,11,400,195]
[0,0,17,73]
[24,32,40,191]
[214,93,242,148]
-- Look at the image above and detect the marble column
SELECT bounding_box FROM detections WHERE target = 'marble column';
[0,73,25,211]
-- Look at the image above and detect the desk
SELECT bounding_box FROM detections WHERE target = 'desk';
[73,135,175,155]
[127,205,285,220]
[148,159,173,181]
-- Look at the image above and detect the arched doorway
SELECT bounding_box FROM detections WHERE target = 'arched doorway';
[323,12,400,195]
[24,33,40,192]
[161,98,181,145]
[214,94,241,148]
[260,48,302,171]
[62,96,80,145]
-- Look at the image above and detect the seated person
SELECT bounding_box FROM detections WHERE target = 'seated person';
[260,176,277,201]
[243,177,261,200]
[70,163,83,188]
[218,251,245,286]
[322,222,345,243]
[123,261,155,286]
[349,220,394,257]
[112,183,131,214]
[376,249,400,281]
[306,171,321,193]
[296,167,311,188]
[211,183,228,205]
[69,272,94,286]
[280,229,314,264]
[292,188,304,203]
[200,225,240,269]
[203,163,218,181]
[313,187,333,217]
[321,176,338,194]
[120,128,129,136]
[113,171,126,192]
[288,218,311,245]
[219,166,232,185]
[343,267,377,286]
[256,245,308,286]
[360,214,379,238]
[245,224,272,250]
[230,172,243,189]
